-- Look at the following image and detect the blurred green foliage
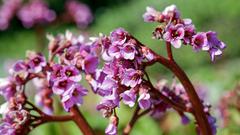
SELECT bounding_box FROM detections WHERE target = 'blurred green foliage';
[0,0,240,134]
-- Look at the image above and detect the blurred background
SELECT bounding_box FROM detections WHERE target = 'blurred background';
[0,0,240,134]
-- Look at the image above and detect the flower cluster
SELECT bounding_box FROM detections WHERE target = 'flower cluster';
[0,4,226,135]
[17,0,56,28]
[83,28,157,134]
[0,0,22,30]
[154,80,217,134]
[0,0,93,30]
[143,5,226,61]
[46,31,103,111]
[0,93,31,135]
[65,0,93,28]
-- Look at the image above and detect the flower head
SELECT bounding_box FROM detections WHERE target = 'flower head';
[191,32,208,51]
[163,24,185,48]
[61,84,87,111]
[110,28,128,45]
[206,31,226,61]
[120,90,136,107]
[143,7,163,22]
[27,51,46,73]
[121,69,143,88]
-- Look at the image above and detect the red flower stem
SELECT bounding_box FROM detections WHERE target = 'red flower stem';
[32,115,73,128]
[152,87,192,113]
[70,106,95,135]
[149,55,212,135]
[123,105,140,135]
[133,37,212,135]
[166,42,174,61]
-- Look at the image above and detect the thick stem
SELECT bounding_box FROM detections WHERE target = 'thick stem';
[133,37,212,134]
[123,106,140,135]
[166,42,174,61]
[152,56,212,135]
[70,106,95,135]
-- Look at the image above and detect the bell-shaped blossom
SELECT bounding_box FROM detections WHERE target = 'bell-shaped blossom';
[143,7,162,22]
[162,4,180,20]
[163,24,185,48]
[49,64,63,81]
[105,123,117,135]
[206,31,226,61]
[52,77,73,95]
[82,55,99,74]
[122,43,137,60]
[181,114,190,125]
[61,45,79,65]
[9,60,29,84]
[0,78,16,100]
[121,69,143,88]
[183,21,196,44]
[120,90,136,107]
[62,65,81,82]
[0,122,15,135]
[110,28,128,45]
[61,84,87,111]
[27,52,46,73]
[108,45,121,59]
[97,76,117,96]
[138,92,151,109]
[191,32,208,51]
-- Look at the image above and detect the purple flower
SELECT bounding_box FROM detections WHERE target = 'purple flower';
[108,45,121,59]
[17,0,56,28]
[162,5,180,20]
[62,65,81,82]
[143,7,162,22]
[181,114,190,125]
[0,0,22,31]
[163,24,185,48]
[121,68,143,88]
[65,0,93,28]
[82,55,99,74]
[206,31,226,61]
[61,84,87,111]
[61,45,79,65]
[52,77,73,95]
[138,92,151,109]
[50,64,63,81]
[105,123,117,135]
[97,76,117,96]
[122,43,137,60]
[120,90,136,107]
[191,32,208,51]
[0,78,16,100]
[102,63,118,77]
[110,28,128,45]
[96,99,118,117]
[9,60,29,84]
[183,21,196,44]
[208,115,217,135]
[0,122,15,135]
[27,52,46,73]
